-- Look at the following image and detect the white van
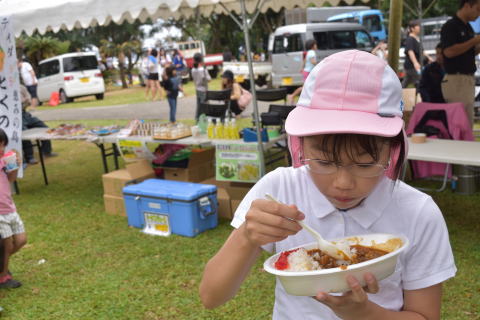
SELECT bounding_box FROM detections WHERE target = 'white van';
[271,22,374,87]
[37,52,105,103]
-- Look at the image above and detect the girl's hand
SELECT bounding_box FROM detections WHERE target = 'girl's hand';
[314,273,379,319]
[243,199,304,247]
[14,150,22,166]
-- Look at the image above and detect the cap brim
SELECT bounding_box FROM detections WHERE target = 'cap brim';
[285,107,403,137]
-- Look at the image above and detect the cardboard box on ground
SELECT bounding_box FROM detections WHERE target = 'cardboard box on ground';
[161,148,215,182]
[102,159,156,216]
[201,178,254,220]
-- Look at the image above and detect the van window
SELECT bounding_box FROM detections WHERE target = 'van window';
[363,15,382,32]
[313,32,328,50]
[273,33,304,53]
[38,60,60,78]
[355,30,372,48]
[330,31,356,49]
[63,56,98,72]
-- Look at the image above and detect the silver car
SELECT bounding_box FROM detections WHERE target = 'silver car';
[271,22,374,88]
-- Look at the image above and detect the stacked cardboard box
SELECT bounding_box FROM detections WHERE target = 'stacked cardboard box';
[102,160,156,216]
[162,148,215,182]
[201,178,253,220]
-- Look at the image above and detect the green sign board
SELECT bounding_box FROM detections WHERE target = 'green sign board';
[216,143,260,182]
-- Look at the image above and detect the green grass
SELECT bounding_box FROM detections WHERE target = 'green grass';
[34,79,223,111]
[0,119,478,319]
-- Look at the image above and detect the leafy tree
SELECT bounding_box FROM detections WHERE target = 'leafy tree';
[18,35,70,69]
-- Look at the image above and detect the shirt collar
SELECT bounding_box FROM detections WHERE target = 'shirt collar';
[305,168,394,228]
[345,177,394,229]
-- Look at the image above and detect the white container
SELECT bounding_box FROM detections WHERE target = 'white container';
[263,233,409,296]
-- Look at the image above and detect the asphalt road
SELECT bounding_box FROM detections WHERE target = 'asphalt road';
[31,96,272,121]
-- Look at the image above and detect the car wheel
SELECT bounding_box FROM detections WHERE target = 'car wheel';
[59,90,68,104]
[95,93,104,100]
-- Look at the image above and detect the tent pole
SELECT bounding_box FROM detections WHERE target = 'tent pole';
[387,0,403,73]
[240,0,266,177]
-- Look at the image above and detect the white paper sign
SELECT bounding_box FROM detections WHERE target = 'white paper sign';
[0,16,22,177]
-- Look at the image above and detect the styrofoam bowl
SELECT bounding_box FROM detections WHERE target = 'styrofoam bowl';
[263,233,409,296]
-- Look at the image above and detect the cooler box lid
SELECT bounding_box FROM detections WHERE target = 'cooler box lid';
[123,179,216,201]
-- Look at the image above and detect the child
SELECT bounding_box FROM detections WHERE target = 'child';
[163,66,183,123]
[0,129,26,288]
[200,50,456,319]
[191,53,211,122]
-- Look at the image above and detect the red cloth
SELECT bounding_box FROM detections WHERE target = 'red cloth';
[406,102,474,178]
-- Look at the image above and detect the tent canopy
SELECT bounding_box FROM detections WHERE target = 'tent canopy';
[1,0,363,37]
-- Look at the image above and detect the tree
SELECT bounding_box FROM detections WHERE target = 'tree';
[18,35,70,69]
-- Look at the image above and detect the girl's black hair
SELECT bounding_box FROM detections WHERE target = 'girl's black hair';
[193,53,203,69]
[306,132,406,180]
[305,39,317,51]
[460,0,480,8]
[0,128,8,146]
[165,65,176,78]
[150,49,158,57]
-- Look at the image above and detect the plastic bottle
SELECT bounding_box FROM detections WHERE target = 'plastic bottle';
[198,114,208,134]
[207,118,214,139]
[231,118,240,139]
[216,118,224,139]
[225,118,232,139]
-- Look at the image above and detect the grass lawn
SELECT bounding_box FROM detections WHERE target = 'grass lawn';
[34,79,224,111]
[0,119,478,319]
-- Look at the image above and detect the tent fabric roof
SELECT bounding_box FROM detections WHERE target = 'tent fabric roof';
[0,0,365,36]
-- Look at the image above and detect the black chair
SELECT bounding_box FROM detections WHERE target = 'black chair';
[201,89,232,119]
[255,88,288,103]
[260,104,296,128]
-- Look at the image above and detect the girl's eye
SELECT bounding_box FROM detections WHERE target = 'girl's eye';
[355,163,376,168]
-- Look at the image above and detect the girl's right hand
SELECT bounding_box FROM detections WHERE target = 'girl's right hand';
[242,199,304,247]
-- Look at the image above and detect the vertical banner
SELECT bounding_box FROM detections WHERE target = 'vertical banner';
[0,16,23,177]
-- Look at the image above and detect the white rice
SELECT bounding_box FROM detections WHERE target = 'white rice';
[286,248,319,271]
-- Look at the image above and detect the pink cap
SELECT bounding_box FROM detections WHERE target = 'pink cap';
[285,50,407,179]
[285,50,404,137]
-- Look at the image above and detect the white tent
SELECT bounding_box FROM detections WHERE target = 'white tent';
[0,0,365,176]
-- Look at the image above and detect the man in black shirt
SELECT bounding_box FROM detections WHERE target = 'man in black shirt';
[403,21,433,88]
[441,0,480,126]
[419,44,446,103]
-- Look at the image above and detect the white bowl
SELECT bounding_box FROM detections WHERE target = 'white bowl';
[263,233,409,296]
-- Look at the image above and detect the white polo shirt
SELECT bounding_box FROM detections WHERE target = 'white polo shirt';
[231,166,456,320]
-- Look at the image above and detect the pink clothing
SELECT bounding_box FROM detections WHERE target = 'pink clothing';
[406,102,474,178]
[0,160,16,214]
[302,71,310,81]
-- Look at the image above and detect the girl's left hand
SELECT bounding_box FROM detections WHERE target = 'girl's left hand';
[314,273,379,319]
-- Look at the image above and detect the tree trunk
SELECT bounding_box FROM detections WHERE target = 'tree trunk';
[118,52,128,88]
[127,54,133,85]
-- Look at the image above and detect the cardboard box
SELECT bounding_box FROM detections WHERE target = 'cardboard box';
[163,148,215,182]
[102,159,156,197]
[104,194,126,216]
[201,178,253,220]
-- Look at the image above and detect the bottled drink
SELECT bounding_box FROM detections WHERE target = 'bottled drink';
[207,118,214,139]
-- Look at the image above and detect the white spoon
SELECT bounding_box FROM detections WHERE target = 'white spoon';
[265,193,353,261]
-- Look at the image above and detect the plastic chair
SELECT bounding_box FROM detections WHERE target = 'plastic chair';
[255,88,288,103]
[405,102,474,191]
[202,89,232,119]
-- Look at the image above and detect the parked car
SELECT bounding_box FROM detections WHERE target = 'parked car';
[37,52,105,103]
[271,22,374,88]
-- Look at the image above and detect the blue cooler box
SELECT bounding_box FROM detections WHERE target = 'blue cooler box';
[123,179,218,237]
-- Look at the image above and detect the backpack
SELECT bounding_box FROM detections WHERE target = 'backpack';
[237,88,252,110]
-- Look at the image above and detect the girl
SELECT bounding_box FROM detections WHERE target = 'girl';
[0,129,26,289]
[288,39,318,104]
[200,50,456,320]
[146,49,162,101]
[191,53,211,121]
[403,21,433,88]
[163,66,183,123]
[221,70,244,116]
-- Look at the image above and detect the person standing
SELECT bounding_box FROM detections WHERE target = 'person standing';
[441,0,480,126]
[419,43,446,103]
[163,66,183,123]
[146,49,162,101]
[402,21,433,88]
[191,53,211,122]
[288,39,318,104]
[17,57,39,109]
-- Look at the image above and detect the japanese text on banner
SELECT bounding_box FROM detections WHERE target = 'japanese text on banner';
[0,16,23,177]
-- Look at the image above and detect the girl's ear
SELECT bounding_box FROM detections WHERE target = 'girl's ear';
[288,136,303,168]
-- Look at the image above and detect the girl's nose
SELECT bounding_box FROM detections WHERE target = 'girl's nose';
[332,167,355,190]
